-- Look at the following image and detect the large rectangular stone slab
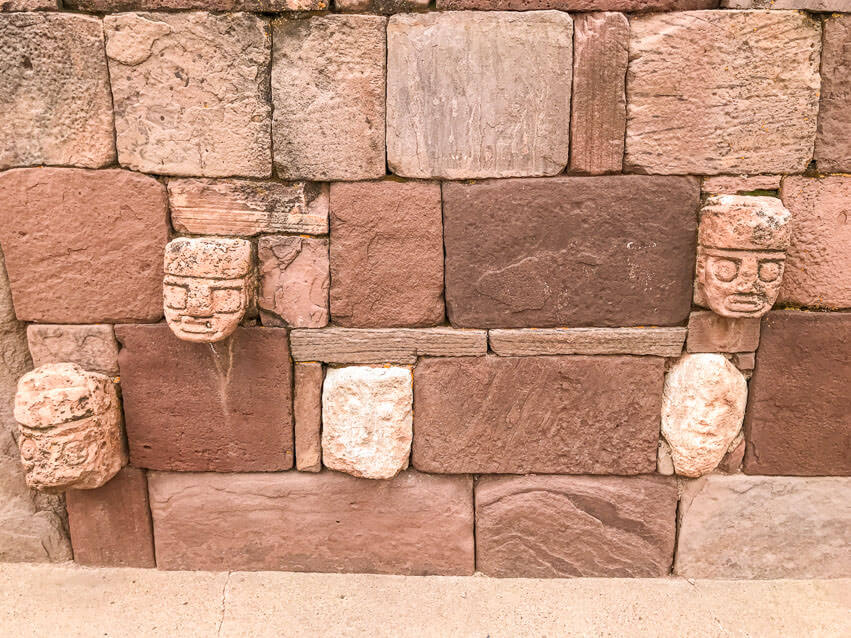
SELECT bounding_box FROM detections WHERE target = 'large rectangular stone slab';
[626,11,821,175]
[387,11,573,179]
[68,1,325,8]
[413,355,663,474]
[437,0,717,7]
[815,15,851,173]
[723,0,851,9]
[443,176,698,328]
[148,470,474,574]
[488,327,686,357]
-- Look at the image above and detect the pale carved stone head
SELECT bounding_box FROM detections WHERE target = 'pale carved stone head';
[14,363,126,492]
[695,195,792,318]
[163,237,253,343]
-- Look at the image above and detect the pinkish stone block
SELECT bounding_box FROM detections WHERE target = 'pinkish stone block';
[438,0,717,8]
[815,15,851,173]
[701,175,781,194]
[27,325,120,377]
[67,0,325,8]
[259,236,329,329]
[294,363,322,472]
[686,311,760,353]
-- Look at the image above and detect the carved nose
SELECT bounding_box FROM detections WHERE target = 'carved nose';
[185,284,213,314]
[735,260,758,290]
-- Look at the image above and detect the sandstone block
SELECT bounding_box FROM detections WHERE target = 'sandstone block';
[657,439,674,476]
[115,324,293,472]
[335,0,428,11]
[330,181,444,327]
[272,15,386,181]
[1,1,58,11]
[322,366,412,480]
[294,363,322,472]
[0,13,114,169]
[626,11,821,175]
[0,168,168,323]
[443,176,698,328]
[676,475,851,578]
[733,352,755,374]
[68,1,325,8]
[489,327,686,357]
[722,0,851,9]
[66,467,155,567]
[701,175,781,195]
[437,1,718,8]
[27,325,119,377]
[149,470,474,574]
[1,248,33,448]
[476,475,677,578]
[717,435,745,473]
[815,15,851,173]
[259,236,329,329]
[105,12,271,177]
[413,356,663,474]
[743,311,851,475]
[686,311,760,354]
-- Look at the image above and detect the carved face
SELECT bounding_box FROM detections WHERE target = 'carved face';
[697,246,786,318]
[164,274,249,343]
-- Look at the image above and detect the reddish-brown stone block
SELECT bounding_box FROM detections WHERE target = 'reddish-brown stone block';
[27,325,120,376]
[413,356,663,474]
[115,324,294,472]
[259,236,329,329]
[67,1,325,8]
[294,362,322,472]
[815,15,851,173]
[66,467,155,568]
[336,0,427,11]
[0,168,168,323]
[443,176,698,328]
[148,470,474,574]
[476,475,677,578]
[436,1,718,10]
[743,311,851,476]
[686,311,760,353]
[330,181,444,327]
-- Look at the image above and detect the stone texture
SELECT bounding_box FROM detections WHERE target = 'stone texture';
[0,13,114,170]
[66,467,155,568]
[330,181,444,327]
[27,325,119,377]
[476,475,677,578]
[717,434,745,473]
[272,15,386,181]
[0,168,168,324]
[686,311,760,354]
[388,11,572,179]
[723,0,851,9]
[626,11,821,175]
[335,0,428,11]
[259,236,329,329]
[1,1,57,9]
[413,356,663,474]
[115,324,293,472]
[676,475,851,578]
[778,176,851,309]
[733,352,755,374]
[702,175,781,194]
[815,15,851,173]
[661,354,747,477]
[169,179,329,237]
[149,470,474,574]
[657,439,674,476]
[743,311,851,476]
[438,0,718,8]
[105,12,271,178]
[322,366,412,480]
[569,12,628,175]
[68,0,326,8]
[443,176,698,328]
[489,327,686,357]
[294,363,322,473]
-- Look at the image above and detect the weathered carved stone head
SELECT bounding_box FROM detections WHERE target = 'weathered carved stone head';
[14,363,126,492]
[695,195,792,318]
[164,237,253,342]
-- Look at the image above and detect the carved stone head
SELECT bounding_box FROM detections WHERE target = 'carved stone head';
[163,237,253,343]
[695,195,792,318]
[14,363,126,492]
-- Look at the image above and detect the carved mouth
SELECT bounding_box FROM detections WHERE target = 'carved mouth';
[178,317,215,333]
[726,294,763,312]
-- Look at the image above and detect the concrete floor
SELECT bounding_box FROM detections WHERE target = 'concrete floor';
[0,563,848,638]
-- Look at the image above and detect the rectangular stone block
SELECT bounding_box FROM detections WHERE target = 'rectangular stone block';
[67,1,325,8]
[148,470,474,574]
[272,15,386,181]
[437,0,718,8]
[259,236,329,329]
[413,355,663,474]
[626,11,821,175]
[294,363,322,472]
[815,15,851,173]
[169,179,328,237]
[701,175,781,194]
[443,176,698,328]
[387,11,573,179]
[336,0,428,10]
[115,324,294,472]
[743,311,850,475]
[676,475,850,578]
[722,0,851,9]
[66,467,155,568]
[686,311,760,354]
[489,327,686,357]
[0,1,58,11]
[476,475,677,578]
[26,325,119,377]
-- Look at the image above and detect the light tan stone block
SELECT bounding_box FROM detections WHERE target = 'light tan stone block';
[259,236,329,329]
[488,327,685,357]
[27,325,119,377]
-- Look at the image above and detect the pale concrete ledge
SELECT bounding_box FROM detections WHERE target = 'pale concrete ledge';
[488,327,687,357]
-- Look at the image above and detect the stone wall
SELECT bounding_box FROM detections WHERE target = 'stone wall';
[0,0,848,578]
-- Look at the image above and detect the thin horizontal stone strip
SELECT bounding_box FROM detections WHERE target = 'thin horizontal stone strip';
[290,328,487,363]
[488,327,686,356]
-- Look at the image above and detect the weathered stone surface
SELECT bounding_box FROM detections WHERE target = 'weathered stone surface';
[815,15,851,173]
[272,15,386,181]
[686,311,760,354]
[657,439,674,476]
[336,0,427,11]
[489,327,686,357]
[68,0,325,8]
[626,11,821,175]
[322,366,412,480]
[115,324,293,472]
[569,12,628,175]
[661,354,747,477]
[413,356,663,474]
[105,12,271,177]
[0,168,168,323]
[66,467,155,567]
[0,13,114,170]
[259,236,329,329]
[438,0,718,8]
[778,176,851,309]
[387,11,572,179]
[702,175,781,194]
[294,363,322,473]
[477,475,677,578]
[0,1,57,11]
[330,181,444,327]
[723,0,851,10]
[676,475,851,578]
[717,434,745,473]
[27,325,119,377]
[149,470,474,574]
[169,179,329,237]
[743,311,851,475]
[733,352,755,374]
[1,247,32,452]
[443,176,698,328]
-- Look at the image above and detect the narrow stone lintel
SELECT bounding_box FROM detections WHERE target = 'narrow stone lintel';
[488,327,686,357]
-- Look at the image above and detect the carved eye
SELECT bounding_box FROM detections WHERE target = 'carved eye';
[164,284,188,309]
[20,439,37,462]
[710,257,739,283]
[211,287,243,313]
[62,440,90,466]
[759,260,782,283]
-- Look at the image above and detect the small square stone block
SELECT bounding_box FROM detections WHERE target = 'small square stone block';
[686,311,760,353]
[259,236,329,329]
